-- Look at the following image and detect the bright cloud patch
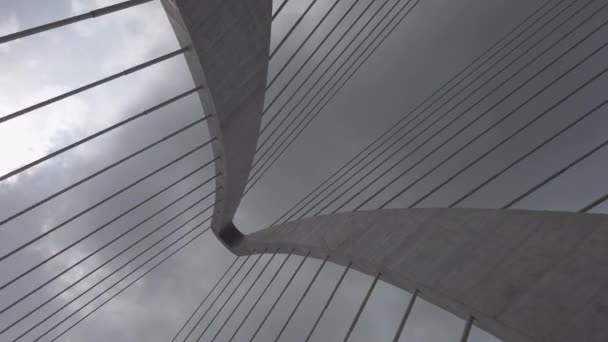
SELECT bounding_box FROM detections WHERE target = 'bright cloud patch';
[0,12,20,53]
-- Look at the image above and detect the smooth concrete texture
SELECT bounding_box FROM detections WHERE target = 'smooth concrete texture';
[161,0,272,245]
[160,2,608,341]
[233,208,608,342]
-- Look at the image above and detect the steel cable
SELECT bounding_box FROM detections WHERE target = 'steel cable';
[580,194,608,213]
[195,252,267,341]
[291,0,567,217]
[12,210,215,342]
[267,0,344,90]
[270,0,556,224]
[358,0,593,210]
[250,251,310,341]
[0,188,217,335]
[316,0,582,213]
[0,0,152,44]
[304,262,351,342]
[0,124,212,260]
[325,0,597,212]
[343,273,380,341]
[0,159,217,291]
[246,0,420,195]
[210,251,279,341]
[0,86,202,183]
[35,219,214,342]
[246,0,418,196]
[272,0,290,20]
[460,317,475,342]
[1,178,215,317]
[228,250,294,342]
[0,117,210,228]
[262,0,363,118]
[180,255,252,342]
[171,256,240,342]
[269,0,320,60]
[0,48,188,125]
[254,0,393,164]
[273,255,329,342]
[449,98,608,208]
[382,3,608,209]
[505,137,608,211]
[391,290,418,342]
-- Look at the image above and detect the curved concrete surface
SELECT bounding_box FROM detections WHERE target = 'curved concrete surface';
[162,0,272,246]
[233,208,608,342]
[161,3,608,341]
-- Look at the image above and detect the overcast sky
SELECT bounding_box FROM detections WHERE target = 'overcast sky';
[0,0,607,341]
